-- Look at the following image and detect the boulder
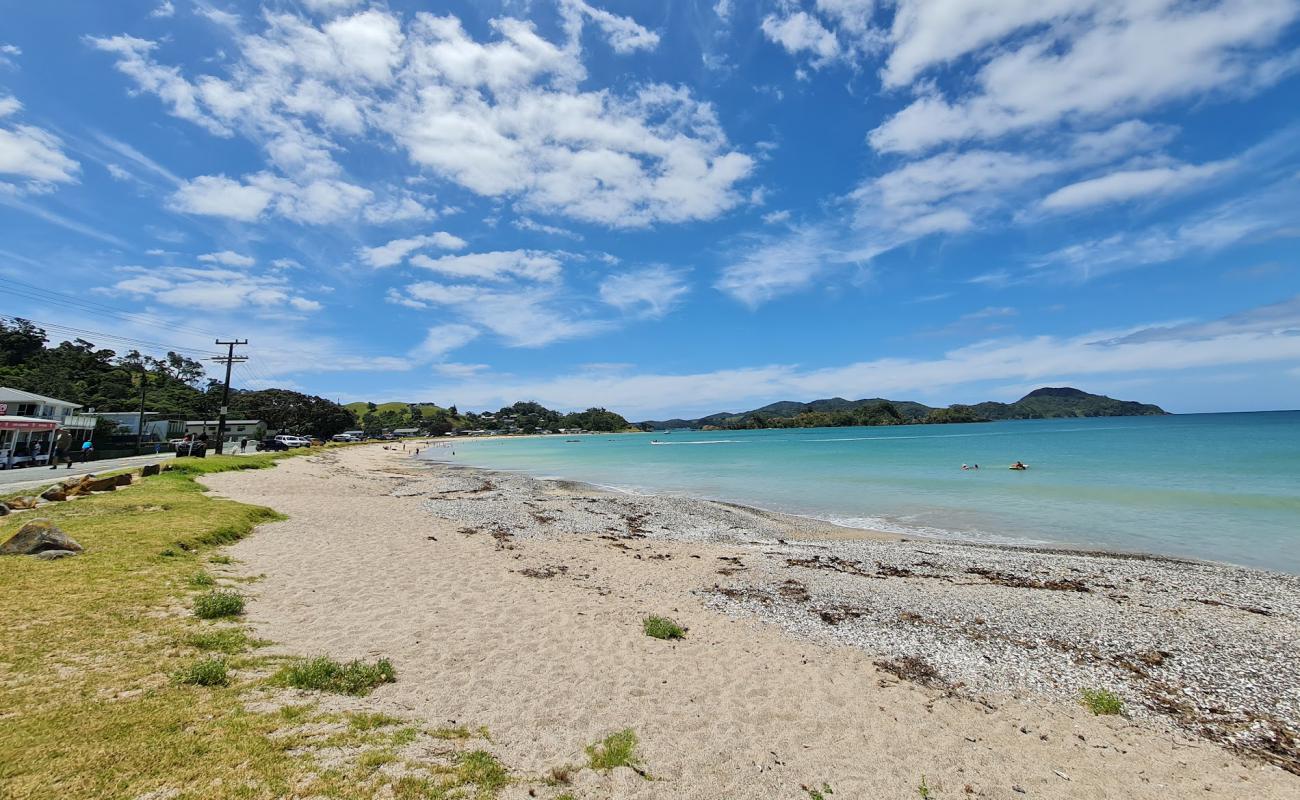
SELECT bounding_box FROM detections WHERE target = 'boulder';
[78,475,119,493]
[7,496,39,510]
[0,519,83,556]
[141,464,161,478]
[40,486,68,502]
[114,473,133,487]
[32,549,78,561]
[0,503,8,516]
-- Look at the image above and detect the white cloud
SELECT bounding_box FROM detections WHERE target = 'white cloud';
[91,9,753,229]
[416,297,1300,418]
[870,0,1300,154]
[599,266,690,318]
[301,0,365,13]
[358,232,468,268]
[762,11,841,65]
[199,250,256,267]
[1040,161,1232,212]
[397,281,609,347]
[560,0,660,54]
[150,1,175,19]
[514,217,582,239]
[172,174,273,221]
[716,225,861,308]
[104,265,323,315]
[0,110,81,188]
[410,323,479,362]
[0,43,21,67]
[408,250,563,282]
[271,258,302,269]
[761,209,792,225]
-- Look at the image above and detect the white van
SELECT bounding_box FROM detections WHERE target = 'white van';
[274,434,311,448]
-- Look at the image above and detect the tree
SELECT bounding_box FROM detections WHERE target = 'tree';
[230,389,356,439]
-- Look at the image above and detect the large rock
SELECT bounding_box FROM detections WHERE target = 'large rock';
[0,504,9,516]
[73,475,118,494]
[114,473,133,487]
[41,486,67,502]
[141,464,161,478]
[7,496,39,510]
[0,519,83,556]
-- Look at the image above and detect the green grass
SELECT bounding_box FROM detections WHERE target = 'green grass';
[193,589,245,619]
[458,750,509,794]
[271,655,397,696]
[806,783,835,800]
[917,775,932,799]
[1081,687,1124,715]
[187,570,215,588]
[586,728,640,771]
[349,711,403,731]
[184,627,267,653]
[0,449,518,800]
[642,615,686,640]
[208,554,235,565]
[173,656,230,687]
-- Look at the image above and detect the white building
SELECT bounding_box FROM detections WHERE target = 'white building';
[183,419,267,444]
[0,387,98,468]
[96,412,186,444]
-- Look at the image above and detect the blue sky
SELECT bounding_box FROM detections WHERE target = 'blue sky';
[1,0,1299,418]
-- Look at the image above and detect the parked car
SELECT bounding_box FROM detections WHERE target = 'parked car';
[273,434,312,448]
[331,433,360,442]
[256,438,290,451]
[174,440,207,458]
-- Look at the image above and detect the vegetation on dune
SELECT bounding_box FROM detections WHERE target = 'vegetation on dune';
[586,728,641,771]
[1081,687,1125,715]
[193,589,245,619]
[271,655,397,696]
[642,615,687,640]
[349,398,636,436]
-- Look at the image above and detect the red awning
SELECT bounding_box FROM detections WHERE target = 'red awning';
[0,419,58,431]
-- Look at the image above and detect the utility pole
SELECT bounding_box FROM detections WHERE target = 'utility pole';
[211,339,248,457]
[134,364,148,456]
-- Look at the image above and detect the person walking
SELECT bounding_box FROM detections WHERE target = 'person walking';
[240,438,248,453]
[49,443,59,470]
[32,440,43,465]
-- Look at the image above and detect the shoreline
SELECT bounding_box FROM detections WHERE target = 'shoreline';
[422,454,1290,578]
[204,445,1300,796]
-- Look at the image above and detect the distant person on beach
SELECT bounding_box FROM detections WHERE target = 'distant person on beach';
[240,438,248,453]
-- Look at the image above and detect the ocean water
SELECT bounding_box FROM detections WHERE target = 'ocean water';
[420,412,1300,574]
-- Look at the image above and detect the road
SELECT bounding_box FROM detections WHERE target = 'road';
[0,452,177,493]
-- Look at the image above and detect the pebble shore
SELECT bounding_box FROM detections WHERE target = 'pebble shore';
[413,460,1300,776]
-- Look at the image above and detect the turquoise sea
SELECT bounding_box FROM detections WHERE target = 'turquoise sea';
[423,412,1300,574]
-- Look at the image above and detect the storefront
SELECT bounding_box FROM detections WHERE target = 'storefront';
[0,416,59,468]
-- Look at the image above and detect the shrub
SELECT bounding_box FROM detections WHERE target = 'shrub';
[642,615,686,640]
[193,590,244,619]
[586,728,639,771]
[1081,687,1124,715]
[272,656,396,696]
[174,657,229,687]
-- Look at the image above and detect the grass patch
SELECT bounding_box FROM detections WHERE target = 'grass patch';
[458,750,509,794]
[187,571,215,588]
[586,728,640,771]
[357,749,398,772]
[349,711,403,731]
[279,703,316,723]
[184,627,256,654]
[1081,687,1124,715]
[173,656,230,687]
[208,554,235,565]
[430,724,473,740]
[642,615,686,640]
[193,589,244,619]
[271,655,397,696]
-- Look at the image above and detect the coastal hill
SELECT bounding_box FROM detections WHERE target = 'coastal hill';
[639,386,1166,430]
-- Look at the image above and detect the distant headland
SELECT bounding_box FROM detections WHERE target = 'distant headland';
[637,387,1167,431]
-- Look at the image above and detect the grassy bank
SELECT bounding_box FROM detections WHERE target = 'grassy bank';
[0,451,515,800]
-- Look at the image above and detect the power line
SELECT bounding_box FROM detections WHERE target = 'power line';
[0,314,227,358]
[211,339,249,454]
[0,276,225,340]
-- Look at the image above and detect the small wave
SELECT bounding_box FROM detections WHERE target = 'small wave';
[815,513,1052,547]
[649,439,744,445]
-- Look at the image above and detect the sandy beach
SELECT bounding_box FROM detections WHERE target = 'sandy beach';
[203,444,1300,799]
